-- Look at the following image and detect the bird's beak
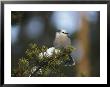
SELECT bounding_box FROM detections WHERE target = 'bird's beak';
[65,33,68,34]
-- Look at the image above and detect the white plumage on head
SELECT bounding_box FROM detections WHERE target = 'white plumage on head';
[61,29,67,33]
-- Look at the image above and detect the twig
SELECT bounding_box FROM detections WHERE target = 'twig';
[29,61,48,77]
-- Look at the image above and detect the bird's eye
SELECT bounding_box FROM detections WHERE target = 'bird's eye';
[62,32,65,33]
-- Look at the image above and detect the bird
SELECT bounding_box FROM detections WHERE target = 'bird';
[53,29,75,66]
[54,30,71,48]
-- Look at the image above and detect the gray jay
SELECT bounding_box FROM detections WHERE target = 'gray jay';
[54,30,75,66]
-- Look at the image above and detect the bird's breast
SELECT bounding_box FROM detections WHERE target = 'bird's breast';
[54,34,71,48]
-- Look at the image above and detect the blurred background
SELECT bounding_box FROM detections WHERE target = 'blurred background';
[11,11,100,77]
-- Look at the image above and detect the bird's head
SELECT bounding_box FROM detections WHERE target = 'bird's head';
[56,29,70,37]
[60,30,68,34]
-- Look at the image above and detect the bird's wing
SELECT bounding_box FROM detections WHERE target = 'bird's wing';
[53,33,59,47]
[63,36,71,47]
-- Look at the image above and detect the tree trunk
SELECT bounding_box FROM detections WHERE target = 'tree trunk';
[76,12,91,76]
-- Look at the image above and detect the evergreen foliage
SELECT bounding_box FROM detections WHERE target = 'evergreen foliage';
[12,43,76,77]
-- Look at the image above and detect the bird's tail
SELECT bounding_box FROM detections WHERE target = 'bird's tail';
[64,55,75,66]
